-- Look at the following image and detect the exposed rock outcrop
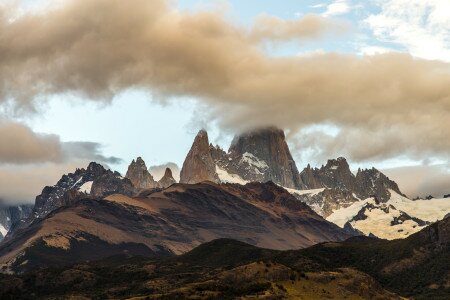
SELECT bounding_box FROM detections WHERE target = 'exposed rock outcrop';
[7,162,135,239]
[300,157,355,191]
[0,205,33,241]
[355,167,405,201]
[299,157,405,203]
[223,127,303,189]
[125,157,157,189]
[180,127,304,188]
[180,130,219,184]
[158,168,177,188]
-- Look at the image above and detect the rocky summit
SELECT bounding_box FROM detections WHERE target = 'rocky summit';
[157,167,176,188]
[0,205,32,241]
[125,157,158,189]
[181,127,304,189]
[7,162,135,239]
[216,127,304,189]
[355,167,404,201]
[295,157,408,218]
[180,130,219,184]
[301,157,355,191]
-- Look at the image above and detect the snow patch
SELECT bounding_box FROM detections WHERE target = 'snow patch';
[240,152,269,171]
[71,176,83,189]
[388,190,450,222]
[78,181,93,194]
[216,165,248,185]
[0,224,7,237]
[326,190,450,240]
[327,198,374,227]
[349,207,423,240]
[285,187,325,197]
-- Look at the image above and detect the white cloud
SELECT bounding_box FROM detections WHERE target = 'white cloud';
[309,3,327,9]
[366,0,450,62]
[322,0,351,17]
[358,45,397,56]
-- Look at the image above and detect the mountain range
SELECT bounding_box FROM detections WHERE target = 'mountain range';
[0,126,448,298]
[2,127,449,243]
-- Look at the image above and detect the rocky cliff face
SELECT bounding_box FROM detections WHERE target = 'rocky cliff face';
[300,157,355,191]
[158,168,176,188]
[355,167,405,201]
[182,127,304,189]
[299,157,405,202]
[295,157,409,219]
[125,157,158,189]
[223,127,303,189]
[180,130,219,184]
[7,162,135,239]
[0,205,33,241]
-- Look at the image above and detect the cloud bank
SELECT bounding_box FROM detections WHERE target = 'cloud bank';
[0,121,120,164]
[383,164,450,198]
[0,121,120,205]
[0,0,448,166]
[0,160,96,206]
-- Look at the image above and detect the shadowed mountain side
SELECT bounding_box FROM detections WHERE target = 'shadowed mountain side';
[2,215,447,299]
[0,181,353,273]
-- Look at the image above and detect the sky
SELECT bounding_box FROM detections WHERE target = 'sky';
[0,0,449,205]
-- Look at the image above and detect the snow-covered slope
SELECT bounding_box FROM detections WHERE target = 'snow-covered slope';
[215,165,248,185]
[326,198,373,228]
[388,190,450,222]
[326,191,450,239]
[0,224,7,239]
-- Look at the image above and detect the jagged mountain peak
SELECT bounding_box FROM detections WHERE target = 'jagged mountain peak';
[193,129,209,147]
[125,157,157,189]
[180,129,219,184]
[325,157,350,169]
[164,167,172,178]
[181,127,303,188]
[228,126,285,154]
[355,167,404,201]
[7,162,136,239]
[158,167,177,188]
[223,126,303,189]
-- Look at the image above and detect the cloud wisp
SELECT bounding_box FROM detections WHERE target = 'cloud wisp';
[366,0,450,62]
[0,0,448,165]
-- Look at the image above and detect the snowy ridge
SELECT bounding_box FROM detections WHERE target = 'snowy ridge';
[326,191,450,240]
[285,187,325,197]
[388,190,450,222]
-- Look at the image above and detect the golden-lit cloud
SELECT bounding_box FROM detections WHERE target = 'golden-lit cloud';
[0,121,120,164]
[0,0,449,165]
[383,164,450,198]
[0,161,94,205]
[249,14,348,43]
